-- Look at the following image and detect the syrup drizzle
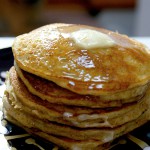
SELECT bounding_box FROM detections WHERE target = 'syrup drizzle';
[127,134,150,149]
[25,138,45,150]
[25,138,58,150]
[10,148,17,150]
[5,134,30,140]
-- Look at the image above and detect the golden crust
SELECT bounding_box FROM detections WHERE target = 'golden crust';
[12,23,150,95]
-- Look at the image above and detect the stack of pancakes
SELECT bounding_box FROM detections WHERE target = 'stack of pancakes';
[3,23,150,150]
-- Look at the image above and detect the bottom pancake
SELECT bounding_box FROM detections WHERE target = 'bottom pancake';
[3,106,150,150]
[3,91,150,150]
[4,112,111,150]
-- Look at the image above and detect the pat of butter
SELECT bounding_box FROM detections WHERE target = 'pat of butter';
[70,29,115,49]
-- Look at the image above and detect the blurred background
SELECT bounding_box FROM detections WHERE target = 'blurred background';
[0,0,149,37]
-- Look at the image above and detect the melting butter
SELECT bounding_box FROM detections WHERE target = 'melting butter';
[63,112,73,118]
[77,114,102,121]
[70,29,115,49]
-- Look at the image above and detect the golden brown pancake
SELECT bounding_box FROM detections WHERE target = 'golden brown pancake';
[15,62,148,108]
[7,67,150,128]
[12,23,150,95]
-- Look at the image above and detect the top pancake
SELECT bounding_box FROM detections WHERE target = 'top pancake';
[12,23,150,95]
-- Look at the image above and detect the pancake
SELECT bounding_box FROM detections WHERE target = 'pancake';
[3,94,150,150]
[12,23,150,95]
[3,23,150,150]
[3,111,111,150]
[15,62,148,108]
[7,67,150,128]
